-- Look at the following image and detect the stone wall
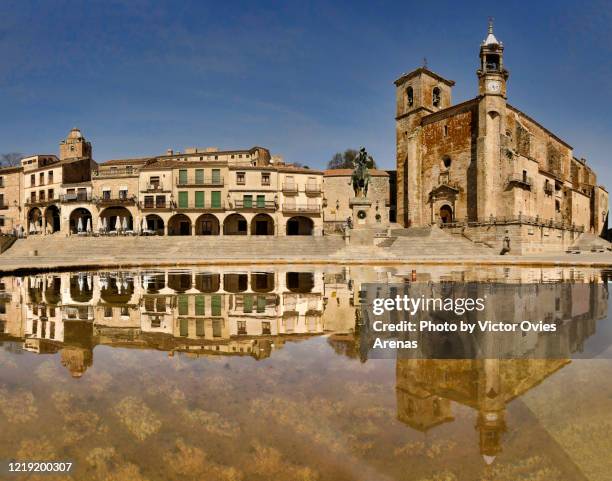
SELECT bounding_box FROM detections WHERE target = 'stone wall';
[444,223,581,255]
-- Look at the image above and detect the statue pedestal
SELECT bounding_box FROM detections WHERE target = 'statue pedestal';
[350,197,374,228]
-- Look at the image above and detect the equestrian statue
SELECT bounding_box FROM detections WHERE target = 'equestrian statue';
[350,147,372,198]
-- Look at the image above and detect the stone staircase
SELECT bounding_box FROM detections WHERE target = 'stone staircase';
[382,226,496,257]
[567,233,612,253]
[1,235,346,265]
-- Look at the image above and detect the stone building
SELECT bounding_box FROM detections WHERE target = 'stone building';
[7,130,325,237]
[0,166,23,234]
[322,169,391,232]
[395,22,609,253]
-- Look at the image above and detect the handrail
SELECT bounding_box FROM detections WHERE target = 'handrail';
[439,215,585,233]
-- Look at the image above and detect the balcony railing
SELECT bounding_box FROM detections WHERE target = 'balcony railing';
[305,183,321,194]
[172,202,225,210]
[141,201,171,210]
[439,214,585,233]
[233,200,276,210]
[140,184,170,193]
[176,177,224,187]
[507,174,532,189]
[95,196,136,206]
[25,198,57,207]
[93,168,138,178]
[282,204,320,214]
[61,193,92,203]
[282,183,298,194]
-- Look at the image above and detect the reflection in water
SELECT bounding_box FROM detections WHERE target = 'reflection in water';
[0,265,611,480]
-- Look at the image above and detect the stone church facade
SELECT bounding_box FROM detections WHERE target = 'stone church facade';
[395,23,608,253]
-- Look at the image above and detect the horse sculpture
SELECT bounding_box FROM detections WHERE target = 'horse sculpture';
[350,147,372,198]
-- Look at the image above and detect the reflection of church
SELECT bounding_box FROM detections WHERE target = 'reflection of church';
[395,358,569,463]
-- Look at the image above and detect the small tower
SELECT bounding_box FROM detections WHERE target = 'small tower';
[477,19,509,98]
[59,127,92,161]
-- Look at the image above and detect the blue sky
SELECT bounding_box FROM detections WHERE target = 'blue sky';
[0,0,610,185]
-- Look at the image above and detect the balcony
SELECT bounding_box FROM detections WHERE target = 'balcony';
[174,201,226,211]
[95,196,136,206]
[140,184,170,193]
[25,198,57,207]
[282,183,298,194]
[141,201,170,210]
[282,204,320,214]
[305,183,321,195]
[176,177,224,187]
[61,193,92,203]
[93,167,138,178]
[234,200,276,211]
[507,174,532,189]
[544,183,553,195]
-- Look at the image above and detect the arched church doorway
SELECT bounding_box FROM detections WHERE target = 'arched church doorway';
[439,205,453,223]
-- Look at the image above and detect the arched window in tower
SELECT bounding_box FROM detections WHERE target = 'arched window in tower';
[442,156,452,169]
[486,54,500,71]
[406,86,414,107]
[432,87,441,107]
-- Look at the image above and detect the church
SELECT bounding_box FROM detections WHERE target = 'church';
[395,22,608,253]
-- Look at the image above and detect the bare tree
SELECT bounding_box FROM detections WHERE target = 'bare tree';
[0,152,24,167]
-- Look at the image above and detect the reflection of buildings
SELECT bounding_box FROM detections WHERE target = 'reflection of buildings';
[0,267,330,376]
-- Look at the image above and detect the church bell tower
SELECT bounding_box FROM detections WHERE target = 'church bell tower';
[477,19,509,97]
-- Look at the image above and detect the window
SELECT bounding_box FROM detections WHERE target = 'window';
[119,189,128,200]
[211,295,221,316]
[30,174,35,187]
[31,191,36,202]
[555,200,561,212]
[236,172,245,185]
[195,295,205,316]
[39,172,44,185]
[262,321,271,335]
[156,195,166,208]
[126,166,133,174]
[178,169,188,185]
[256,195,266,208]
[103,190,111,200]
[195,169,204,184]
[261,173,270,186]
[0,194,4,206]
[196,319,205,336]
[48,171,53,183]
[433,87,441,107]
[178,295,189,316]
[442,156,451,169]
[178,191,188,209]
[0,217,4,227]
[444,125,448,137]
[243,194,253,208]
[212,169,221,185]
[406,86,414,107]
[237,320,247,333]
[213,319,222,337]
[39,190,45,201]
[0,177,3,187]
[195,191,204,208]
[144,195,154,208]
[48,189,54,200]
[179,318,188,337]
[211,191,221,209]
[104,307,112,318]
[150,176,160,187]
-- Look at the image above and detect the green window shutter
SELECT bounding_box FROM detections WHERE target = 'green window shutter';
[178,191,188,209]
[256,195,265,208]
[195,169,204,184]
[195,295,205,315]
[211,295,222,316]
[211,191,221,208]
[196,319,205,336]
[243,195,252,208]
[195,191,204,208]
[179,169,188,185]
[243,294,253,313]
[257,295,266,313]
[212,169,221,184]
[178,295,189,315]
[212,319,222,337]
[179,318,189,337]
